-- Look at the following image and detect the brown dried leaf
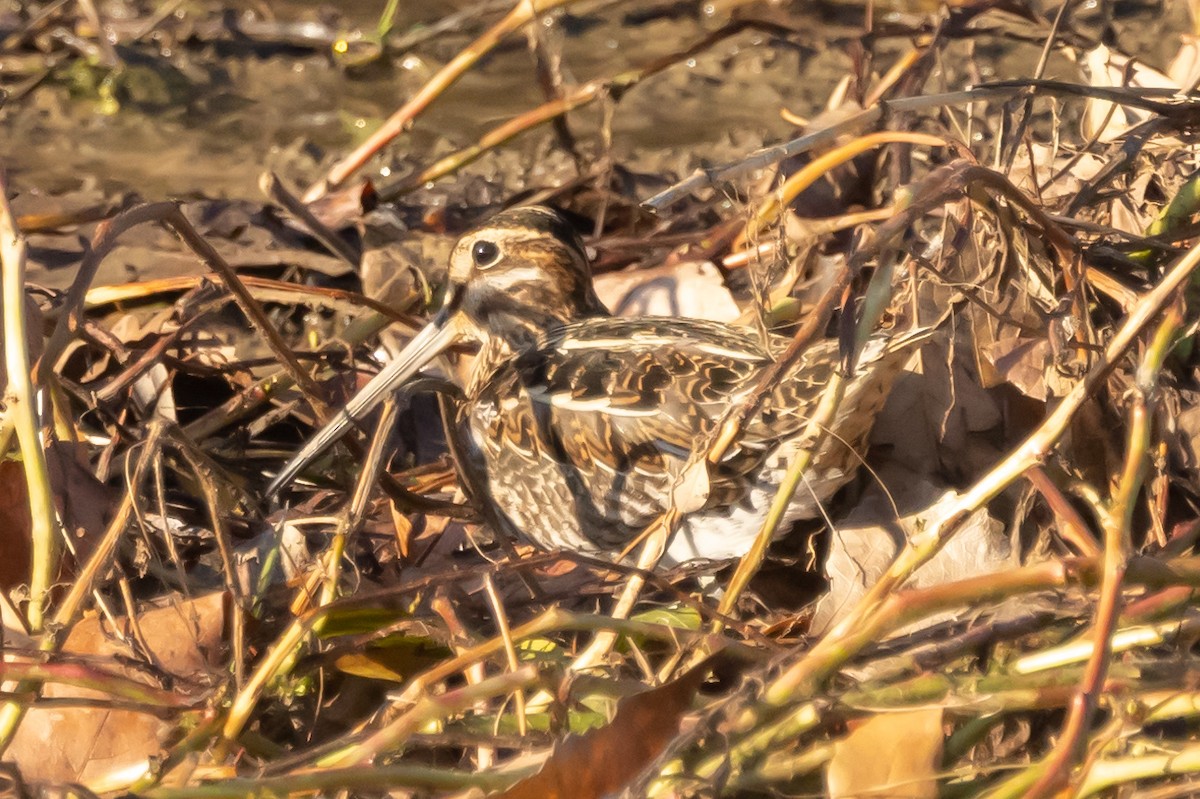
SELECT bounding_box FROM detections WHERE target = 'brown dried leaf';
[0,295,44,389]
[304,178,375,230]
[980,337,1074,400]
[812,469,1010,636]
[0,461,33,590]
[982,337,1050,397]
[1174,403,1200,478]
[360,232,451,309]
[25,199,348,291]
[594,260,739,322]
[6,592,229,786]
[871,339,1001,477]
[1008,143,1105,202]
[45,441,116,567]
[1169,34,1200,89]
[390,499,414,558]
[827,708,944,799]
[495,653,723,799]
[1081,44,1178,142]
[0,443,112,591]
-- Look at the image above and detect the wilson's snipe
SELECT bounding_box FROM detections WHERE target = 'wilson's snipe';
[267,206,927,565]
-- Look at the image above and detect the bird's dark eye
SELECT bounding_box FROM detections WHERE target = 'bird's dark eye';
[471,239,501,267]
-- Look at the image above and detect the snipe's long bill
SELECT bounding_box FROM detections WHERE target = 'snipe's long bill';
[267,205,927,565]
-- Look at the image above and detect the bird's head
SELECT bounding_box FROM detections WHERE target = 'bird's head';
[265,205,605,496]
[444,205,606,349]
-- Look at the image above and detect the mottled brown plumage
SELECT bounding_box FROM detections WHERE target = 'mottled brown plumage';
[268,206,926,564]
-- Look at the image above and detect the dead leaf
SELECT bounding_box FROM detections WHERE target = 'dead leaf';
[0,294,44,389]
[1080,44,1179,142]
[982,337,1049,397]
[45,441,117,566]
[24,199,348,292]
[333,636,452,683]
[389,500,414,559]
[4,592,229,787]
[827,708,944,799]
[980,337,1074,400]
[231,519,315,594]
[494,653,724,799]
[1169,34,1200,90]
[594,260,740,322]
[1008,143,1105,202]
[0,442,109,591]
[0,462,32,590]
[811,469,1010,636]
[1176,404,1200,477]
[870,339,1001,478]
[304,178,375,231]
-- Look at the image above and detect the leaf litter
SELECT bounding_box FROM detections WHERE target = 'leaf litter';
[2,0,1200,797]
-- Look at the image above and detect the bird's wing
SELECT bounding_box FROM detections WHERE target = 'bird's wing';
[467,318,928,538]
[509,318,774,524]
